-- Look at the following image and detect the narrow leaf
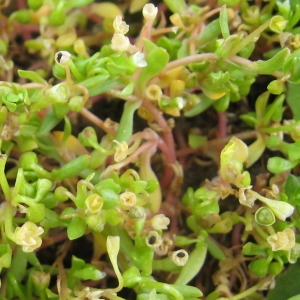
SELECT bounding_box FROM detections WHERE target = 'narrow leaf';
[18,70,46,84]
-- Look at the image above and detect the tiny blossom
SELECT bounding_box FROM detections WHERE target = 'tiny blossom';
[143,3,158,22]
[85,193,103,214]
[267,228,295,251]
[111,33,130,52]
[14,221,44,252]
[120,191,137,209]
[54,50,72,65]
[113,15,129,34]
[113,140,129,162]
[171,249,189,266]
[151,214,170,230]
[132,51,147,67]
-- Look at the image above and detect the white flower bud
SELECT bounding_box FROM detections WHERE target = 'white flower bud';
[113,15,129,34]
[143,3,158,22]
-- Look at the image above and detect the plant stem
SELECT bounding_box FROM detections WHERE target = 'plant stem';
[80,108,116,136]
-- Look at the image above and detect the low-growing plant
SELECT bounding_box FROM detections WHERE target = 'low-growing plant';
[1,0,300,299]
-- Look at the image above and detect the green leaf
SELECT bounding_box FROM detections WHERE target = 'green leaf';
[52,155,90,180]
[267,260,300,300]
[18,70,46,84]
[163,0,187,13]
[287,296,300,300]
[114,100,141,143]
[175,242,207,285]
[184,94,214,117]
[267,157,298,173]
[67,216,86,240]
[0,245,12,269]
[287,82,300,120]
[100,189,120,209]
[74,266,105,280]
[285,174,300,207]
[188,134,207,149]
[220,6,230,38]
[78,73,109,90]
[63,0,94,8]
[88,79,120,97]
[129,0,149,13]
[254,48,290,74]
[196,19,221,46]
[207,238,226,260]
[137,40,169,89]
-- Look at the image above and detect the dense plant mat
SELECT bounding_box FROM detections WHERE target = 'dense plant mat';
[0,0,300,299]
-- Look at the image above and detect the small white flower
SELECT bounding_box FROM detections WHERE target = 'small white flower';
[113,15,129,34]
[132,51,147,67]
[14,221,44,252]
[113,140,129,162]
[120,191,137,210]
[143,3,158,22]
[267,228,295,251]
[111,33,130,52]
[85,193,104,214]
[151,214,170,230]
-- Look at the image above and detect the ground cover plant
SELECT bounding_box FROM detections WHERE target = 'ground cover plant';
[1,0,300,299]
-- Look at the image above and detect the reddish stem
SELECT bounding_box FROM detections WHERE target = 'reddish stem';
[218,111,228,138]
[142,100,177,188]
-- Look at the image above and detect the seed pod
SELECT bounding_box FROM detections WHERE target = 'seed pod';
[171,250,189,266]
[145,231,162,248]
[54,51,72,65]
